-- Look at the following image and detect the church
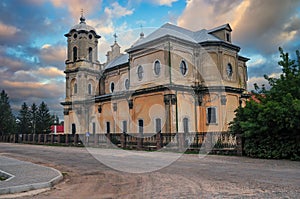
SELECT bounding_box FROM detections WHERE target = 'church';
[61,15,249,137]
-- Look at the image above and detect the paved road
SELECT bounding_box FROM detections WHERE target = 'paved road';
[0,156,62,195]
[0,143,299,198]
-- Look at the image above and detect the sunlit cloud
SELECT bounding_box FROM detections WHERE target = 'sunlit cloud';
[0,22,20,37]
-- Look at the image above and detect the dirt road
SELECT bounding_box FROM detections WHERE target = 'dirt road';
[0,143,299,198]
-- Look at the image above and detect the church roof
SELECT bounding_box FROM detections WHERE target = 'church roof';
[207,23,232,33]
[105,53,129,70]
[128,23,221,51]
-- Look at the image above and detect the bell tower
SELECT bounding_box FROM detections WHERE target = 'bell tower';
[62,13,102,134]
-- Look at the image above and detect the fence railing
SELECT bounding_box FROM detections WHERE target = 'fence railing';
[0,132,243,155]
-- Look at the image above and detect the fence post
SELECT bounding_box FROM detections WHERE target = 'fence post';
[57,134,61,143]
[156,132,162,149]
[236,134,244,156]
[94,134,99,146]
[74,134,78,145]
[137,137,143,150]
[106,133,111,146]
[65,134,69,144]
[121,133,126,148]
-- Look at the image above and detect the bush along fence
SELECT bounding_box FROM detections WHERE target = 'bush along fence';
[0,132,243,155]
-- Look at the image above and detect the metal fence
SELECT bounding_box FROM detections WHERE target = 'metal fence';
[0,132,243,155]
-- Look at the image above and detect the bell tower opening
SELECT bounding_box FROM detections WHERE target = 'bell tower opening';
[73,46,78,62]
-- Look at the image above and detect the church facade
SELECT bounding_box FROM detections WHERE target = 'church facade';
[61,15,249,136]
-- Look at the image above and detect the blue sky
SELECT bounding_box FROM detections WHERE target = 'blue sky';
[1,0,300,119]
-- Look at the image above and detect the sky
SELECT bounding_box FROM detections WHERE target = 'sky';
[0,0,300,119]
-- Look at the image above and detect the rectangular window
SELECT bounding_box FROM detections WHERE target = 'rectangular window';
[226,33,231,42]
[122,121,127,133]
[155,118,161,133]
[207,107,217,124]
[183,118,189,133]
[106,121,110,134]
[71,123,76,135]
[138,119,143,135]
[92,122,96,135]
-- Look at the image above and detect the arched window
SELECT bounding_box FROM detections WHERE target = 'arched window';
[110,82,115,93]
[74,83,77,94]
[73,47,77,62]
[137,65,144,80]
[138,119,144,135]
[88,84,92,95]
[180,60,188,76]
[183,118,189,133]
[88,47,93,62]
[153,60,161,76]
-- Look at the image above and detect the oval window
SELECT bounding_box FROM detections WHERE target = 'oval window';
[110,82,115,93]
[154,60,161,76]
[125,79,129,90]
[137,65,144,80]
[180,60,188,76]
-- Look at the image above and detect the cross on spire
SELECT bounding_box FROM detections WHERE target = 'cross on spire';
[80,8,86,24]
[113,33,118,43]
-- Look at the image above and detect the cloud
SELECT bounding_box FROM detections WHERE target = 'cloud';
[39,44,66,68]
[151,0,178,6]
[87,2,134,37]
[50,0,102,20]
[178,0,300,55]
[104,2,134,19]
[0,22,20,37]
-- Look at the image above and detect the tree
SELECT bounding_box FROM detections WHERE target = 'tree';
[30,103,38,134]
[0,90,16,135]
[18,102,31,134]
[230,48,300,160]
[36,101,53,133]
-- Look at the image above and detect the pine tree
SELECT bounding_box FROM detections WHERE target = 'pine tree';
[0,90,16,135]
[18,102,31,134]
[31,103,38,134]
[36,101,52,133]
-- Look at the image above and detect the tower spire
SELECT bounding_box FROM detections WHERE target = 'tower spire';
[80,8,86,24]
[113,33,118,43]
[140,24,144,38]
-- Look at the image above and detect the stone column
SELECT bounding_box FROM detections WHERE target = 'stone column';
[164,95,171,133]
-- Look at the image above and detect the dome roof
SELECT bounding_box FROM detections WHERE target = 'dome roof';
[71,16,95,32]
[65,16,100,38]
